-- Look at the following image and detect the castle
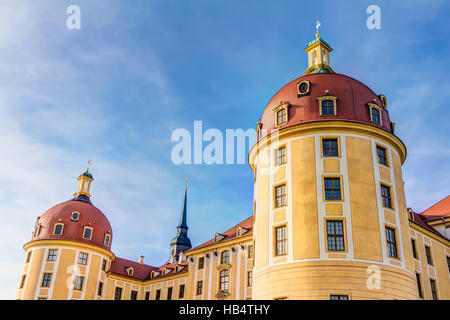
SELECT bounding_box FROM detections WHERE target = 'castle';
[16,31,450,300]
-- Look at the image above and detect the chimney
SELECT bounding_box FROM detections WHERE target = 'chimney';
[138,255,144,264]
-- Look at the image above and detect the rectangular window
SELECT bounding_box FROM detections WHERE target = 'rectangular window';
[220,269,229,291]
[114,287,122,300]
[47,249,58,261]
[248,245,254,259]
[130,290,138,300]
[425,246,433,265]
[371,107,381,124]
[198,257,204,270]
[275,184,286,208]
[447,256,450,274]
[145,291,150,300]
[167,287,173,300]
[53,223,64,235]
[321,100,335,116]
[74,276,84,291]
[155,289,161,300]
[20,275,26,289]
[179,284,185,299]
[330,295,348,300]
[247,271,252,287]
[41,273,52,287]
[324,178,341,200]
[277,109,287,125]
[377,146,388,166]
[83,227,92,239]
[78,252,88,265]
[415,273,423,298]
[386,227,398,258]
[326,220,345,251]
[196,281,203,296]
[275,146,286,165]
[97,282,103,296]
[102,259,107,271]
[322,138,339,157]
[430,279,438,300]
[381,185,392,208]
[411,239,417,259]
[275,226,287,256]
[26,252,32,263]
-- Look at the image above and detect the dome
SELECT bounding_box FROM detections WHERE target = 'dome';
[31,198,113,251]
[259,73,392,137]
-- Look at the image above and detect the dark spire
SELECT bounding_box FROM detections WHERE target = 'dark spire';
[169,185,192,263]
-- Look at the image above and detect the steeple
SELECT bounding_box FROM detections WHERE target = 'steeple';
[169,180,192,263]
[304,18,334,75]
[73,160,94,203]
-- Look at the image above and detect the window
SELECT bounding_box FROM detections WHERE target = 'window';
[247,271,252,287]
[221,250,230,264]
[71,211,80,222]
[275,184,286,208]
[322,138,339,157]
[324,178,342,200]
[102,259,107,271]
[41,273,52,287]
[377,146,388,166]
[297,80,310,96]
[114,287,122,300]
[196,281,203,295]
[381,185,392,208]
[411,239,417,259]
[47,249,58,261]
[155,289,161,300]
[330,295,348,300]
[369,105,381,124]
[127,267,134,276]
[219,269,229,291]
[430,279,438,300]
[26,251,32,263]
[97,282,103,296]
[275,297,287,300]
[321,100,335,115]
[385,227,398,258]
[53,223,64,235]
[37,297,47,300]
[78,252,88,265]
[104,234,111,247]
[20,275,26,289]
[415,273,423,298]
[145,291,150,300]
[276,109,287,126]
[83,227,93,240]
[167,287,173,300]
[425,246,433,266]
[447,256,450,274]
[179,284,185,299]
[74,276,84,291]
[326,220,345,251]
[275,147,286,165]
[198,257,205,269]
[248,245,253,259]
[34,224,40,237]
[275,226,287,256]
[130,290,138,300]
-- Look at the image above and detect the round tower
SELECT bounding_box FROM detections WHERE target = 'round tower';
[249,32,418,300]
[16,169,115,300]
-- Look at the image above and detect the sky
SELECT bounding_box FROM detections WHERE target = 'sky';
[0,0,449,299]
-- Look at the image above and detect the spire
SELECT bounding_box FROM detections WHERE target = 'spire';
[169,180,192,263]
[304,18,334,75]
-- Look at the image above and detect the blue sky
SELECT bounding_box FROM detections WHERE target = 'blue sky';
[0,0,449,299]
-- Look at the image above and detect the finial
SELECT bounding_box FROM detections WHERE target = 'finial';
[315,17,321,38]
[185,177,189,191]
[86,156,92,172]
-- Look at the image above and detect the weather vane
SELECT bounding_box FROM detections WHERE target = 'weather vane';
[316,16,321,37]
[87,156,92,171]
[185,177,189,190]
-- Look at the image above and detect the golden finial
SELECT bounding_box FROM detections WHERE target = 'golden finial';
[87,156,92,172]
[316,17,321,37]
[185,177,189,191]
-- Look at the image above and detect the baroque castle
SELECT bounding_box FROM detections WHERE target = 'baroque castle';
[16,31,450,300]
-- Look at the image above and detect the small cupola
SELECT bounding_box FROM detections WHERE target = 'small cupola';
[304,18,334,75]
[73,160,94,199]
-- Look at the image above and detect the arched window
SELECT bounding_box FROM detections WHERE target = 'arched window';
[219,269,229,291]
[312,50,318,65]
[221,250,230,264]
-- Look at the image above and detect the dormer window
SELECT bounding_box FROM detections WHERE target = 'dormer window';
[368,103,382,125]
[151,271,158,278]
[214,233,224,243]
[53,223,64,235]
[104,233,111,247]
[126,267,134,277]
[317,95,338,116]
[273,102,289,126]
[297,80,310,97]
[236,227,248,237]
[83,226,93,240]
[71,211,80,222]
[33,224,40,237]
[379,94,388,109]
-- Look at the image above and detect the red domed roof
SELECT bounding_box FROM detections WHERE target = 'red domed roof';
[31,198,113,251]
[259,73,392,136]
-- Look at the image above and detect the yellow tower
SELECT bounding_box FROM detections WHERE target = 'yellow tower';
[16,169,114,300]
[248,30,418,300]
